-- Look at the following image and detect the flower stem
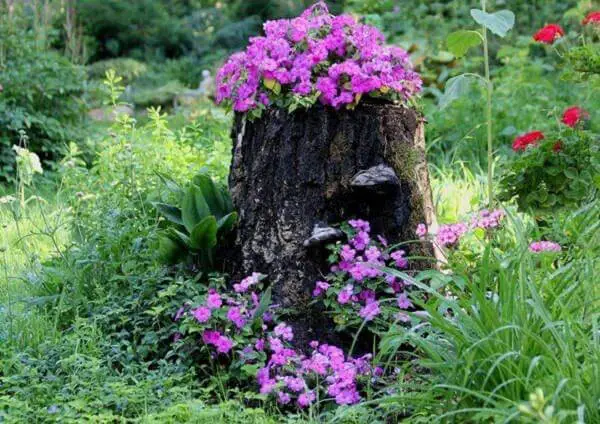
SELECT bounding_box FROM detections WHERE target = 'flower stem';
[482,0,494,207]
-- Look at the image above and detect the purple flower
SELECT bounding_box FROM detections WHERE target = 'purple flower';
[206,289,222,309]
[192,306,211,323]
[358,300,380,321]
[529,241,561,253]
[348,219,371,233]
[335,388,361,405]
[297,391,316,408]
[415,223,427,239]
[174,306,186,321]
[202,330,221,345]
[397,292,413,309]
[226,306,246,329]
[312,280,330,297]
[274,323,294,341]
[436,223,468,248]
[255,339,265,351]
[277,391,291,404]
[215,336,234,354]
[390,250,408,269]
[340,244,356,262]
[283,376,305,392]
[337,284,354,304]
[233,272,263,293]
[350,231,370,251]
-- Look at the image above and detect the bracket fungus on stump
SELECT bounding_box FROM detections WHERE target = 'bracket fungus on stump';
[227,101,437,346]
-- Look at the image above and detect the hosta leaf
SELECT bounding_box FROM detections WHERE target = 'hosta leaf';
[447,30,482,58]
[190,216,218,250]
[182,184,210,232]
[217,212,238,235]
[193,173,227,219]
[152,202,183,225]
[470,9,515,38]
[157,234,184,264]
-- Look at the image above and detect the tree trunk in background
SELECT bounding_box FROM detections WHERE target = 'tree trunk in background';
[228,101,437,345]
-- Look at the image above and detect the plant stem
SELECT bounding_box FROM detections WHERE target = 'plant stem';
[482,0,494,207]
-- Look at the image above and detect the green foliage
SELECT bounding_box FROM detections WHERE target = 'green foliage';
[499,129,599,213]
[87,58,148,84]
[76,0,192,61]
[378,205,600,422]
[0,16,87,178]
[154,172,237,267]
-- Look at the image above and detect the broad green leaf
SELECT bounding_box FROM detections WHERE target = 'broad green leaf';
[470,9,515,38]
[193,173,227,219]
[263,78,281,95]
[152,202,183,225]
[157,234,183,264]
[217,212,238,234]
[181,184,210,232]
[447,30,482,58]
[439,74,482,109]
[154,171,183,196]
[190,216,218,250]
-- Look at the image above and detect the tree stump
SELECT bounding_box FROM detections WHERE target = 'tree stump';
[228,101,437,344]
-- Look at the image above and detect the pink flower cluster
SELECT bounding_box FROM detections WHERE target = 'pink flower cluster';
[416,209,506,248]
[313,219,416,327]
[257,339,379,407]
[529,241,562,253]
[180,276,276,356]
[216,2,421,112]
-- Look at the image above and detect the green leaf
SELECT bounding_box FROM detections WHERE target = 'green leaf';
[181,184,210,232]
[217,212,238,235]
[190,216,218,250]
[470,9,515,38]
[439,74,482,109]
[192,173,227,219]
[155,171,183,196]
[157,234,183,264]
[447,30,482,58]
[152,202,183,225]
[252,286,272,324]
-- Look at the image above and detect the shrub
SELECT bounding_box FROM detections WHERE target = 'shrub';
[0,16,87,178]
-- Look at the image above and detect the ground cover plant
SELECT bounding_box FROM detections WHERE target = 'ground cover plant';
[0,1,598,423]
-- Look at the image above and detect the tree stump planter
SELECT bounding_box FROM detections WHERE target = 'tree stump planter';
[228,101,437,345]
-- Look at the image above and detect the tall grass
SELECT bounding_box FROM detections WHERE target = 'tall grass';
[377,202,600,422]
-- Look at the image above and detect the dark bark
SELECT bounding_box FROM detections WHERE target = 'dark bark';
[227,101,437,345]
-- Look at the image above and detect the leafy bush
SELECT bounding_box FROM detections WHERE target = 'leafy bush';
[0,16,87,178]
[87,58,148,84]
[154,172,237,267]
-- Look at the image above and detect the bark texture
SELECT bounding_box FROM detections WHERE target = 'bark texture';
[228,101,436,344]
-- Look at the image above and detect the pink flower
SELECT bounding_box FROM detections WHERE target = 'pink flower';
[337,284,354,304]
[202,330,221,345]
[192,306,211,323]
[297,391,316,408]
[206,289,222,309]
[358,300,380,321]
[283,376,305,392]
[313,280,330,297]
[350,231,370,250]
[348,219,370,233]
[233,272,262,293]
[529,241,562,253]
[415,223,427,239]
[226,306,246,329]
[390,250,408,269]
[397,292,413,309]
[340,244,356,262]
[436,223,468,248]
[215,336,234,353]
[255,339,265,351]
[274,323,294,341]
[277,391,291,404]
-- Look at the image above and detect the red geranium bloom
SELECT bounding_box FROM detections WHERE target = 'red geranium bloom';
[533,24,565,44]
[512,131,545,151]
[582,11,600,25]
[553,141,563,152]
[562,106,589,128]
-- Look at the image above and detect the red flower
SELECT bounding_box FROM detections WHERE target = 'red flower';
[553,141,563,152]
[533,24,565,44]
[562,106,589,128]
[582,11,600,25]
[512,131,545,151]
